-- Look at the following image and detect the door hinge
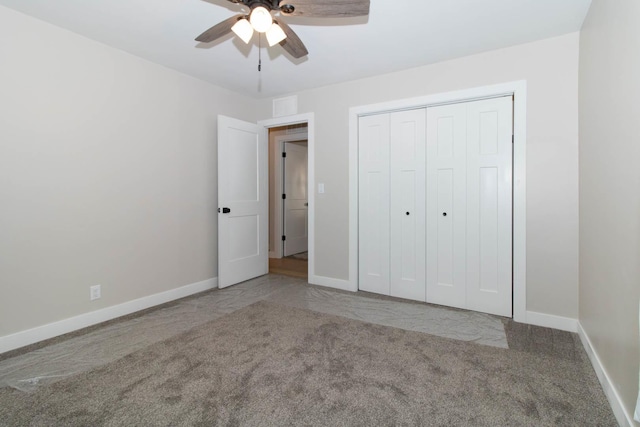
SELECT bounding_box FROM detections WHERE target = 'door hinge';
[512,134,514,144]
[282,194,286,199]
[282,152,287,158]
[282,235,286,241]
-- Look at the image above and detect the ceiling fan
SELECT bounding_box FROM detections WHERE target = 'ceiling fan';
[195,0,371,58]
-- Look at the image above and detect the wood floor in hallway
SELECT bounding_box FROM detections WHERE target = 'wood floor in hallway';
[269,256,308,279]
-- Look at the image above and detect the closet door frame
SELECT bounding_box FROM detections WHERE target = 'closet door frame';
[348,81,527,322]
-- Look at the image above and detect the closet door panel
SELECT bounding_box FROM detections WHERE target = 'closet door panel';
[390,109,426,301]
[466,97,513,317]
[358,114,390,295]
[426,104,467,309]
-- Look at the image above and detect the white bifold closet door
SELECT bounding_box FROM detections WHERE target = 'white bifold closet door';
[358,109,426,301]
[426,96,513,317]
[465,97,513,316]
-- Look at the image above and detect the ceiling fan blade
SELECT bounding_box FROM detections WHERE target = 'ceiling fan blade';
[275,19,308,58]
[279,0,370,17]
[195,15,242,43]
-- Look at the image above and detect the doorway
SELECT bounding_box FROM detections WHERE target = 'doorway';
[267,123,309,279]
[217,113,314,288]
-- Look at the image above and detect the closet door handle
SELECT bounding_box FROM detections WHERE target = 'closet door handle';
[442,212,447,217]
[406,212,410,216]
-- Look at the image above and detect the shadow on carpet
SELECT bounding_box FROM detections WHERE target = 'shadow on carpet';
[0,301,616,426]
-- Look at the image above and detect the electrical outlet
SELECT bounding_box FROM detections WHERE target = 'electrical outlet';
[90,285,101,301]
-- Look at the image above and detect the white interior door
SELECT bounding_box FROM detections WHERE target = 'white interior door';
[358,113,390,295]
[389,109,426,301]
[218,115,268,288]
[465,97,513,317]
[283,142,308,256]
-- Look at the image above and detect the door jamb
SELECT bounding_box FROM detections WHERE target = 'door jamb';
[259,113,315,279]
[348,81,527,322]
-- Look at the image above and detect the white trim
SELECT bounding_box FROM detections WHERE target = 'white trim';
[348,81,527,321]
[258,113,315,280]
[524,311,577,332]
[0,277,218,354]
[577,323,635,427]
[512,85,527,323]
[309,274,355,292]
[272,132,309,259]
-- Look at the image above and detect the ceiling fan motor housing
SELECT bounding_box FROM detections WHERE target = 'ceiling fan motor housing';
[238,0,294,14]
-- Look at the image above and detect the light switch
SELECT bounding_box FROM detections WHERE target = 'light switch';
[318,183,325,194]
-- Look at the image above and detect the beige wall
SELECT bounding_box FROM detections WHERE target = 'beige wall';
[579,0,640,422]
[258,33,580,319]
[0,6,256,336]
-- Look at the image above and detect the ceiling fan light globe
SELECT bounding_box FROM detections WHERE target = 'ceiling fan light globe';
[231,18,253,43]
[249,6,272,33]
[266,23,286,46]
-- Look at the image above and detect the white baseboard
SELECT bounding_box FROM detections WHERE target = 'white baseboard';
[525,310,578,332]
[577,323,635,427]
[0,277,218,355]
[308,274,356,292]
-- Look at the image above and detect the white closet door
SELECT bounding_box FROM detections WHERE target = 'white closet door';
[426,104,468,309]
[389,109,426,301]
[465,97,513,317]
[358,114,390,295]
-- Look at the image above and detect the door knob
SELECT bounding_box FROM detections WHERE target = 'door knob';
[406,212,410,216]
[222,207,231,214]
[442,212,447,216]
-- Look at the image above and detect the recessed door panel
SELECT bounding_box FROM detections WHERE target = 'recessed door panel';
[363,172,385,276]
[436,169,454,287]
[479,167,499,292]
[400,170,416,280]
[437,117,454,158]
[479,111,499,155]
[228,215,259,261]
[226,130,259,202]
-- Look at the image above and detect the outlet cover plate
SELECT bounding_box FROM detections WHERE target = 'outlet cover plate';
[90,285,101,301]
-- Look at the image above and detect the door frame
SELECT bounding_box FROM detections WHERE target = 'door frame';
[272,134,308,259]
[259,113,314,279]
[348,81,527,322]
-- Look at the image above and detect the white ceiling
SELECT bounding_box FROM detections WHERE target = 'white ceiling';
[0,0,592,98]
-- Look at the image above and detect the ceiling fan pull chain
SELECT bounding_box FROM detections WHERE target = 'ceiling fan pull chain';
[258,34,262,72]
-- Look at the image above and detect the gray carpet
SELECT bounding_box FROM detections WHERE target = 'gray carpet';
[0,301,616,426]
